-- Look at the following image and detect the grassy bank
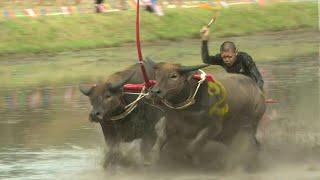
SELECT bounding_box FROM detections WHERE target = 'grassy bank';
[0,2,317,55]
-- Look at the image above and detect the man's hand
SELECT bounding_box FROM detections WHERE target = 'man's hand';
[200,26,210,41]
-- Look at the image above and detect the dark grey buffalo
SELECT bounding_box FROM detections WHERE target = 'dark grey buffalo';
[149,62,266,168]
[79,59,164,168]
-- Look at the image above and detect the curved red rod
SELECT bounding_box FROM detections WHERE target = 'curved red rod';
[136,0,152,88]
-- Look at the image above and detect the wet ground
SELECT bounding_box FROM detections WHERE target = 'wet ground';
[0,32,319,179]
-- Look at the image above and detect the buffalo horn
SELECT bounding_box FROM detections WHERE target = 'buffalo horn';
[79,84,93,96]
[109,72,135,90]
[177,64,209,74]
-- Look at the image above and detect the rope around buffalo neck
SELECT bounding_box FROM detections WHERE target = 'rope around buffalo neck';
[161,69,207,110]
[110,86,148,121]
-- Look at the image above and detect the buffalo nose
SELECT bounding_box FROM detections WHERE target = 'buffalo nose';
[151,88,161,94]
[91,111,101,118]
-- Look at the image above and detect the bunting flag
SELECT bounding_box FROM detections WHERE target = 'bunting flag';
[0,95,4,110]
[29,90,40,109]
[1,0,260,19]
[219,1,229,8]
[153,1,164,16]
[18,90,27,109]
[128,0,137,9]
[122,0,130,10]
[25,8,37,17]
[163,1,176,9]
[40,8,47,16]
[61,6,70,15]
[69,6,76,14]
[3,10,10,18]
[4,94,18,110]
[76,5,83,14]
[108,0,116,9]
[118,0,128,10]
[10,9,17,18]
[103,3,111,10]
[258,0,265,6]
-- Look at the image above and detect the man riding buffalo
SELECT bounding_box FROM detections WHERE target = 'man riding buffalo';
[200,26,264,90]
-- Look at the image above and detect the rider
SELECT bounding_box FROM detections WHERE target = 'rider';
[200,26,264,90]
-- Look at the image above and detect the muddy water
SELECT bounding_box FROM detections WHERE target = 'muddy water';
[0,48,319,179]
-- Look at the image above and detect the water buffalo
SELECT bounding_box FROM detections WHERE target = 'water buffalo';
[149,62,266,168]
[79,59,165,168]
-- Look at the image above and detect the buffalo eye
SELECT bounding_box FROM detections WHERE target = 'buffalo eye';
[104,93,111,99]
[170,73,179,80]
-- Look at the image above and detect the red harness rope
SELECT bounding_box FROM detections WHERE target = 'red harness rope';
[193,73,216,82]
[124,74,214,92]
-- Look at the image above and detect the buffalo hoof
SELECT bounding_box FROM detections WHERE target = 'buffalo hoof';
[184,152,201,167]
[148,147,160,165]
[103,153,122,170]
[186,143,195,155]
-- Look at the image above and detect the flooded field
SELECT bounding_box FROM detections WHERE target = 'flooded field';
[0,31,319,179]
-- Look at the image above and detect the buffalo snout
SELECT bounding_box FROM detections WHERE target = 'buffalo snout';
[150,86,168,99]
[150,87,161,95]
[90,110,103,122]
[146,87,163,105]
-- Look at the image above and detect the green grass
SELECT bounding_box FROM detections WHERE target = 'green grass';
[0,2,317,55]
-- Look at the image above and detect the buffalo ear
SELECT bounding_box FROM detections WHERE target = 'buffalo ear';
[79,84,94,96]
[153,62,167,70]
[145,56,155,63]
[153,65,158,70]
[153,63,161,70]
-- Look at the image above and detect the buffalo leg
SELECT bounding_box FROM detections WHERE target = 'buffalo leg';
[149,116,167,164]
[100,123,122,169]
[103,138,121,170]
[186,117,223,164]
[224,125,260,171]
[140,133,156,165]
